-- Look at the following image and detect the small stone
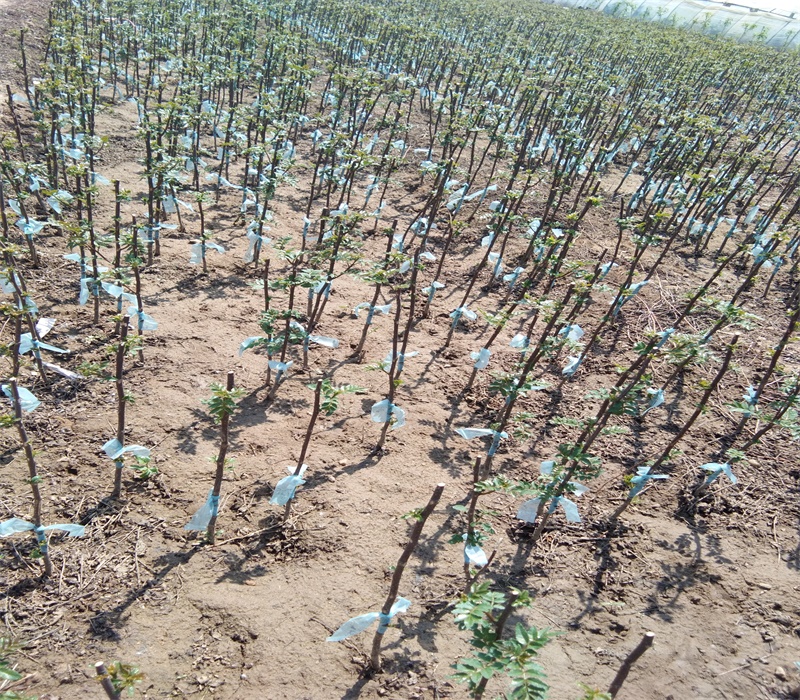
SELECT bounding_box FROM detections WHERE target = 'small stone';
[339,459,347,466]
[776,667,788,681]
[240,674,248,681]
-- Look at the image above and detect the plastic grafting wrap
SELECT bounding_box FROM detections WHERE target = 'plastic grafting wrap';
[270,465,308,506]
[562,355,582,376]
[419,251,435,264]
[612,280,649,315]
[742,386,758,415]
[503,267,526,287]
[127,307,158,331]
[487,430,507,456]
[0,271,19,295]
[33,525,49,553]
[455,427,495,440]
[446,184,468,212]
[102,438,151,461]
[516,498,542,523]
[510,333,530,349]
[353,302,392,323]
[326,597,412,642]
[517,496,582,524]
[244,231,271,263]
[557,496,583,522]
[470,347,491,370]
[370,399,406,429]
[455,428,508,455]
[462,534,489,568]
[239,336,265,356]
[655,327,675,350]
[559,324,584,343]
[185,490,220,531]
[628,466,669,499]
[42,361,81,380]
[1,384,40,412]
[488,252,503,278]
[16,219,46,238]
[700,462,737,486]
[449,306,477,324]
[0,517,85,538]
[19,333,67,355]
[311,279,332,300]
[642,388,665,415]
[308,335,339,349]
[101,282,138,306]
[205,173,243,190]
[423,281,445,303]
[190,241,225,265]
[381,350,419,373]
[46,190,74,215]
[463,184,497,203]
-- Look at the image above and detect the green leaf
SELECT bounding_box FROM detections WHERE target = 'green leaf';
[0,664,22,681]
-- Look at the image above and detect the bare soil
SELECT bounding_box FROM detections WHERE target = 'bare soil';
[2,2,800,700]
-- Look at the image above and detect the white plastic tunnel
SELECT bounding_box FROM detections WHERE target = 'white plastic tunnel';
[539,0,800,49]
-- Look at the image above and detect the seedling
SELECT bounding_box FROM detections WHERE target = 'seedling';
[328,484,444,671]
[185,372,243,543]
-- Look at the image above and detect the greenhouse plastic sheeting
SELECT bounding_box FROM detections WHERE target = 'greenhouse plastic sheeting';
[540,0,800,49]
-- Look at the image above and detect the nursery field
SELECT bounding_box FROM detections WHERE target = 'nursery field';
[1,0,800,698]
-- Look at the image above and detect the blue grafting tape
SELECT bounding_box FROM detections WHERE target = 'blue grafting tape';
[33,526,49,553]
[377,613,392,633]
[488,433,502,456]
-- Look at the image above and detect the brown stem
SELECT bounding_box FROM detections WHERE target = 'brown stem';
[94,662,120,700]
[198,199,207,274]
[111,317,130,498]
[354,223,396,360]
[206,371,235,544]
[474,592,522,699]
[262,258,270,313]
[10,379,52,577]
[607,632,655,697]
[729,306,799,441]
[650,336,738,475]
[374,291,402,453]
[369,483,445,671]
[283,379,322,522]
[7,272,48,384]
[131,219,145,364]
[741,379,800,449]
